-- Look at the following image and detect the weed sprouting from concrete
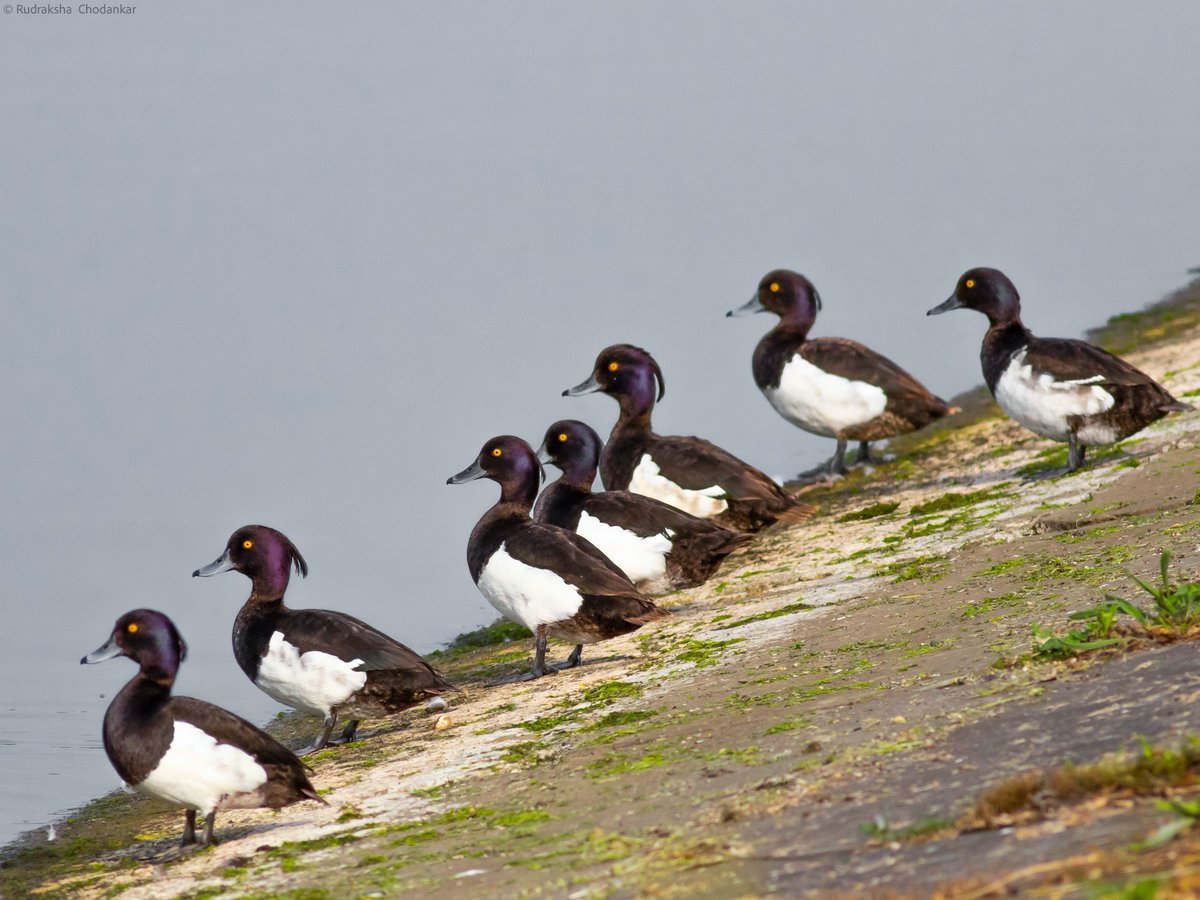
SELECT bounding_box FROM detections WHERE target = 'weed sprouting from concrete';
[1031,552,1200,659]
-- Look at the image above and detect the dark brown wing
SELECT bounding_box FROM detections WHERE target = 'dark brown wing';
[504,520,641,597]
[170,697,323,805]
[506,521,666,627]
[800,338,946,403]
[1023,337,1162,387]
[646,435,792,507]
[278,609,454,692]
[581,490,737,541]
[170,697,310,770]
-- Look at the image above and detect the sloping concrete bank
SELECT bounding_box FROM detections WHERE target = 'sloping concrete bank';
[4,279,1200,899]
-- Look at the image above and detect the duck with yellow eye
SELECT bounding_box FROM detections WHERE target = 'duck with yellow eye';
[448,434,669,680]
[564,343,814,531]
[82,609,323,853]
[928,267,1192,471]
[533,419,752,593]
[728,269,956,477]
[192,524,455,754]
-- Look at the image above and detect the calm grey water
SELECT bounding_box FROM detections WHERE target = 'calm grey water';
[3,2,1200,846]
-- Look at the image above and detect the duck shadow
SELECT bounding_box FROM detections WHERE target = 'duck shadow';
[1009,446,1140,484]
[104,810,328,867]
[474,648,637,687]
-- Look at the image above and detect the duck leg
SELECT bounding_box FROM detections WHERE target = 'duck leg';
[154,813,204,862]
[337,719,360,744]
[482,630,555,685]
[554,644,583,671]
[298,715,338,756]
[1067,434,1086,472]
[201,812,217,846]
[827,437,849,476]
[856,441,873,465]
[529,627,555,679]
[181,809,198,846]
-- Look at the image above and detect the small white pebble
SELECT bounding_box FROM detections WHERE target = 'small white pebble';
[454,868,486,878]
[425,696,448,713]
[45,825,56,842]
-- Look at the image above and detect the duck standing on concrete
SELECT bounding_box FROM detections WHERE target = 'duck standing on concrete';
[449,435,669,679]
[928,267,1192,471]
[729,269,955,476]
[534,418,752,593]
[564,344,812,530]
[82,609,323,851]
[193,525,454,753]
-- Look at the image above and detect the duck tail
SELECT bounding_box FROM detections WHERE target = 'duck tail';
[302,781,327,805]
[629,600,671,624]
[775,500,820,525]
[721,529,756,554]
[1162,398,1195,413]
[931,395,961,417]
[430,671,462,694]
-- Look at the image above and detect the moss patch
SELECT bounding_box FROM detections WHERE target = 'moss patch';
[717,600,815,630]
[430,619,532,658]
[838,501,901,522]
[873,555,948,584]
[909,486,1012,517]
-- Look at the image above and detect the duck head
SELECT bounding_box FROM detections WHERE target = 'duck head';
[563,344,665,419]
[82,609,187,685]
[536,419,603,486]
[192,524,308,601]
[447,435,543,508]
[728,269,822,336]
[928,268,1022,326]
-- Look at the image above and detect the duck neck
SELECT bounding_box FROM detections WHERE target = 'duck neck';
[497,464,540,512]
[769,318,812,343]
[127,668,174,705]
[248,547,293,601]
[615,393,654,429]
[611,364,658,426]
[981,319,1033,390]
[554,459,597,491]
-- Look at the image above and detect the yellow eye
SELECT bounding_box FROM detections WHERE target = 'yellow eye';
[769,282,780,293]
[965,279,976,289]
[491,447,503,457]
[127,623,139,634]
[558,433,568,442]
[607,361,619,372]
[242,540,253,549]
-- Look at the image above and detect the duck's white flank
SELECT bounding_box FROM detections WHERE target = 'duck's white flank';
[137,721,268,814]
[254,631,367,717]
[763,354,888,436]
[476,542,585,630]
[994,349,1116,443]
[628,453,728,518]
[577,511,672,586]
